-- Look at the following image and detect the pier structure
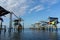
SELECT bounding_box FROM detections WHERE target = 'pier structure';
[30,17,59,31]
[30,24,35,29]
[0,6,10,29]
[35,23,41,29]
[0,6,24,30]
[30,21,47,30]
[48,17,59,30]
[39,21,48,30]
[13,18,24,30]
[32,22,41,30]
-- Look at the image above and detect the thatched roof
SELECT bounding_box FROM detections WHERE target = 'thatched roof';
[0,6,10,16]
[14,18,24,22]
[48,17,58,19]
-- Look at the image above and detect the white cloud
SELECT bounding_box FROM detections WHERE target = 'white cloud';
[19,5,29,15]
[40,0,58,9]
[0,0,60,27]
[0,0,31,16]
[0,0,59,16]
[29,0,59,13]
[35,5,44,12]
[0,0,6,2]
[0,0,31,23]
[6,0,27,9]
[29,5,44,13]
[40,0,58,6]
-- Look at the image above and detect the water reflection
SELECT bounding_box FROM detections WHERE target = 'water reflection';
[0,30,1,35]
[0,29,60,40]
[48,31,57,40]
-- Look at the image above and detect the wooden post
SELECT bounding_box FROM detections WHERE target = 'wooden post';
[23,21,24,29]
[0,17,2,29]
[1,21,2,28]
[9,12,12,29]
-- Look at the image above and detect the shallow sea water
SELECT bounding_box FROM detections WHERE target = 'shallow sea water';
[0,28,60,40]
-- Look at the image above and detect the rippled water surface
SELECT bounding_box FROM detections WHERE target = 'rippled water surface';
[0,29,60,40]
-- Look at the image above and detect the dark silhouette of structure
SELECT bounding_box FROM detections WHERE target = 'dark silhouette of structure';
[0,18,3,29]
[0,6,24,31]
[14,18,23,30]
[0,6,10,16]
[0,6,10,29]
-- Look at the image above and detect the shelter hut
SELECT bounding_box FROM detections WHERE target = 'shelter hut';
[14,18,24,30]
[34,22,41,29]
[48,17,59,30]
[40,21,48,30]
[30,22,41,30]
[30,24,35,30]
[0,6,10,29]
[48,17,58,24]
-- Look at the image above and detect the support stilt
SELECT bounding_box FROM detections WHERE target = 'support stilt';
[9,12,12,29]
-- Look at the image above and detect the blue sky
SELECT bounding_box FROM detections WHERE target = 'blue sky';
[0,0,60,28]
